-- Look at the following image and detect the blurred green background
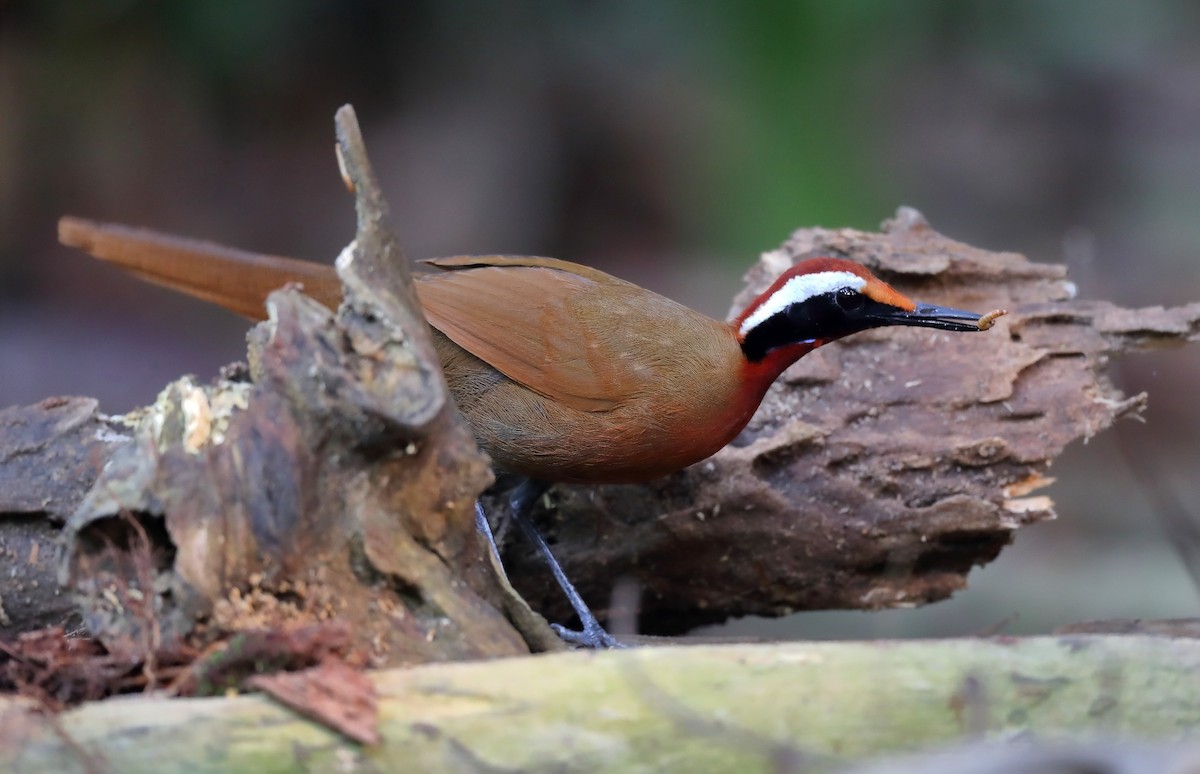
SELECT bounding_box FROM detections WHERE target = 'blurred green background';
[2,0,1198,639]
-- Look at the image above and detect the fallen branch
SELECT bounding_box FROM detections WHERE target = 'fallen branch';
[3,637,1200,771]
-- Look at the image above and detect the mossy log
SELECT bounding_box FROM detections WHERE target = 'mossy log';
[3,636,1200,773]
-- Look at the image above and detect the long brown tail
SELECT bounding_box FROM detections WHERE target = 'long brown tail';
[57,216,343,321]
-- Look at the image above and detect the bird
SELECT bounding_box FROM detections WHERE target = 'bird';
[58,216,1003,647]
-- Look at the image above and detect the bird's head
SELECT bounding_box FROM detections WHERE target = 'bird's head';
[734,257,997,363]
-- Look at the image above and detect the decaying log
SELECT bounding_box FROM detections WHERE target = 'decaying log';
[43,107,554,665]
[0,398,130,636]
[507,209,1200,632]
[3,637,1200,772]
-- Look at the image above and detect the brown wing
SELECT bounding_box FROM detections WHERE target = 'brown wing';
[415,256,660,412]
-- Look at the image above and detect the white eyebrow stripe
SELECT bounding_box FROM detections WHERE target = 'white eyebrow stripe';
[738,271,866,337]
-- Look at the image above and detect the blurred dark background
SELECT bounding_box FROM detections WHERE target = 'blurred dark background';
[2,1,1198,638]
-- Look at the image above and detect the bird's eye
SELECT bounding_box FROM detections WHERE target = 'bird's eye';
[835,288,865,311]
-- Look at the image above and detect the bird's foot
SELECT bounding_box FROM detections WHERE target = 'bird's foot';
[552,622,627,650]
[504,479,631,650]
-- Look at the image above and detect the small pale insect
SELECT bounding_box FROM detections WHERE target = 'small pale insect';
[976,308,1008,331]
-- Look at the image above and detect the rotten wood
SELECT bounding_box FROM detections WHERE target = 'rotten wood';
[0,398,129,636]
[45,107,549,667]
[0,398,131,522]
[506,207,1200,632]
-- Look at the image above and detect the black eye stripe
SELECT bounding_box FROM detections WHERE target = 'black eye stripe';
[742,290,893,362]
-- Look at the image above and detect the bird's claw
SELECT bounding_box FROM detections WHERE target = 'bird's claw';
[552,622,627,650]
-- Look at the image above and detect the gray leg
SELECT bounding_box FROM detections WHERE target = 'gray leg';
[475,501,508,581]
[508,479,625,649]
